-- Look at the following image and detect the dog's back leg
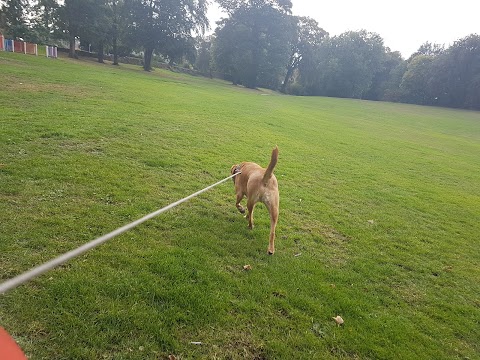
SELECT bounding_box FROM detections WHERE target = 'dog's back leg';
[247,199,256,229]
[267,205,278,255]
[235,192,245,214]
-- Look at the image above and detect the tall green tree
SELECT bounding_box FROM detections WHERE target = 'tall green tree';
[217,0,292,14]
[83,0,111,63]
[1,0,30,39]
[57,0,98,57]
[281,16,327,93]
[408,41,444,61]
[380,51,407,102]
[195,36,213,76]
[399,54,434,104]
[299,30,386,98]
[213,0,293,89]
[212,17,250,85]
[427,34,480,109]
[108,0,129,65]
[30,0,59,43]
[363,49,405,101]
[126,0,208,71]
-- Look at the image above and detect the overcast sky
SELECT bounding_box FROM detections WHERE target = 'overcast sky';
[207,0,480,58]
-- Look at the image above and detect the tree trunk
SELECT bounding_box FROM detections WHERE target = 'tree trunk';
[144,47,154,71]
[143,0,155,71]
[97,41,104,63]
[112,34,119,65]
[112,2,119,66]
[247,26,261,89]
[281,65,294,93]
[68,33,76,58]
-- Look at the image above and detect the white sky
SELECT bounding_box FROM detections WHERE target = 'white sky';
[207,0,480,58]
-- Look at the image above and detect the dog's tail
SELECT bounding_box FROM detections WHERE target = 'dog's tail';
[263,146,279,184]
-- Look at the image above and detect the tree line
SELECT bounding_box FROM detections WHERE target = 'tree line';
[1,0,479,110]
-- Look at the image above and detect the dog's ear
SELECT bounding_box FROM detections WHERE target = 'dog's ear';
[231,164,238,175]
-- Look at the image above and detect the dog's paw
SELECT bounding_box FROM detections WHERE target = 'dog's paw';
[268,249,275,255]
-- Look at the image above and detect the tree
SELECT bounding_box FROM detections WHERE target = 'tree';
[126,0,208,71]
[427,34,480,109]
[364,49,405,101]
[86,0,111,63]
[380,52,407,102]
[399,55,434,104]
[212,18,249,85]
[281,16,327,93]
[57,0,98,58]
[1,0,30,39]
[299,30,386,98]
[195,36,213,76]
[213,0,294,89]
[217,0,292,14]
[408,41,444,61]
[29,0,59,44]
[108,0,129,65]
[162,33,196,65]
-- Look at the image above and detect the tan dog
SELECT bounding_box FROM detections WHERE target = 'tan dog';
[230,146,279,254]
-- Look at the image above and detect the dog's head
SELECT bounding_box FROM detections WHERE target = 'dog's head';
[231,164,241,183]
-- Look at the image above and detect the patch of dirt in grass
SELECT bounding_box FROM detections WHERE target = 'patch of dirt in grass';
[37,136,106,156]
[176,327,267,360]
[1,74,90,97]
[329,346,361,359]
[216,336,268,360]
[0,56,29,67]
[319,224,351,267]
[319,224,351,243]
[290,220,351,266]
[394,282,426,306]
[58,140,105,156]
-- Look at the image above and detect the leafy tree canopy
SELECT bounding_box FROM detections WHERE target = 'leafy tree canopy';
[217,0,292,15]
[213,0,293,88]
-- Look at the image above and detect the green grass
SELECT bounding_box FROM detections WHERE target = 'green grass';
[1,51,479,360]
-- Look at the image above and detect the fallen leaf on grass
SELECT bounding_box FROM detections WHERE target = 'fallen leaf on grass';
[333,316,344,326]
[243,264,252,271]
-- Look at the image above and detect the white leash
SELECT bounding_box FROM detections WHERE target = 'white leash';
[0,172,240,295]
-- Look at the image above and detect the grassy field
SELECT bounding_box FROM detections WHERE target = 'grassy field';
[0,51,479,360]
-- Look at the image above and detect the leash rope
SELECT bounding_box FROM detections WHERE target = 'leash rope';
[0,172,241,295]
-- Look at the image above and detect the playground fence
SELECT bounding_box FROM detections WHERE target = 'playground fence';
[1,34,57,58]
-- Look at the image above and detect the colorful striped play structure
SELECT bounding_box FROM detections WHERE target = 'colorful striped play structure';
[1,34,58,58]
[46,45,58,58]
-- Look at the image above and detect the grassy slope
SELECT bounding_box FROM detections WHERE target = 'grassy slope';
[0,52,479,359]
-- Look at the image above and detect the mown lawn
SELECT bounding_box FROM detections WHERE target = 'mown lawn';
[0,51,479,360]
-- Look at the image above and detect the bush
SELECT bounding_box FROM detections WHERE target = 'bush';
[286,82,305,96]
